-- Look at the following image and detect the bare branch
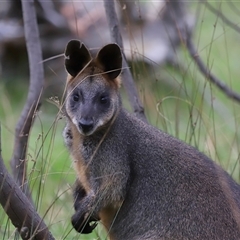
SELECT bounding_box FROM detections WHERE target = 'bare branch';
[0,124,54,240]
[227,1,240,17]
[103,0,147,122]
[10,0,44,201]
[38,0,68,28]
[0,1,56,238]
[185,31,240,103]
[203,1,240,34]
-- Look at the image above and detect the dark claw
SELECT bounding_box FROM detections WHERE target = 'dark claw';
[71,213,98,234]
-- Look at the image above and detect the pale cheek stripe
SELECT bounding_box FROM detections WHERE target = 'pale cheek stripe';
[98,119,104,127]
[72,117,78,126]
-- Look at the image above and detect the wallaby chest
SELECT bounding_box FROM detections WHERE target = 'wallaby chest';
[70,123,94,195]
[69,122,109,192]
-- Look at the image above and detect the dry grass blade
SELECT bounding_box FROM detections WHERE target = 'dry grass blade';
[0,123,55,239]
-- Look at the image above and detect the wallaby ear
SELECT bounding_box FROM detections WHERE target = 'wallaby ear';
[65,40,91,77]
[96,43,122,80]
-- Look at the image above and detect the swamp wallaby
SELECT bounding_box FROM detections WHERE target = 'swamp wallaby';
[63,40,240,240]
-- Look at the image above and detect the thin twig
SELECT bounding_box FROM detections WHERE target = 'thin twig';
[185,31,240,103]
[0,123,1,155]
[10,0,44,203]
[227,1,240,17]
[103,0,147,122]
[203,1,240,35]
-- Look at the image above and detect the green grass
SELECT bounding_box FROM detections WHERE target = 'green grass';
[0,83,110,239]
[1,1,240,239]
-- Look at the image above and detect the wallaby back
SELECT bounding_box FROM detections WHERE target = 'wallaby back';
[63,40,240,240]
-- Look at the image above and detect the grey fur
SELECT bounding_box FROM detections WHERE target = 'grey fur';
[63,40,240,240]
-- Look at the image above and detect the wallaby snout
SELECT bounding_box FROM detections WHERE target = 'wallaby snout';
[78,118,94,135]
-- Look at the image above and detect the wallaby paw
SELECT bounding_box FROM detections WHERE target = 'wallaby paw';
[71,212,98,234]
[63,124,73,149]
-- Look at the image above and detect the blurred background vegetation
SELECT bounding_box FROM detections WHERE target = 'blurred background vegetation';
[1,0,240,239]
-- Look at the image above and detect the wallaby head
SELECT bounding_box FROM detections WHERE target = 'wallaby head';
[64,40,122,136]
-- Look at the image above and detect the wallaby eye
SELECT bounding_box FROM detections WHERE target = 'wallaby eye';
[99,95,109,104]
[72,93,80,102]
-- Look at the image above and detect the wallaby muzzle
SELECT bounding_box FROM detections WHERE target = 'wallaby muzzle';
[78,118,94,135]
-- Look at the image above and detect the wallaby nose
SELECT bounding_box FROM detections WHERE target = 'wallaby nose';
[78,118,94,134]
